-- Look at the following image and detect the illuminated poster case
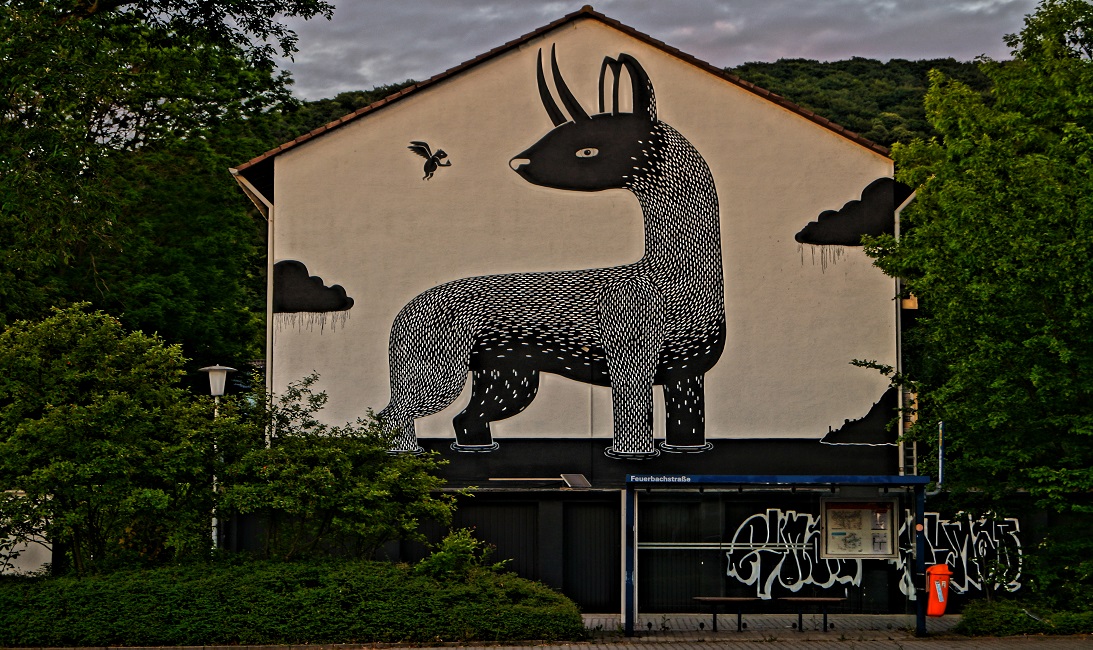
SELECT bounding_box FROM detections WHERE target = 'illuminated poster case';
[820,498,898,559]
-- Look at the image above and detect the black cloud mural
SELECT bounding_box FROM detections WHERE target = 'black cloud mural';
[795,178,913,246]
[273,260,354,332]
[820,387,898,446]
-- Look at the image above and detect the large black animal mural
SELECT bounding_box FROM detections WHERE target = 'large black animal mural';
[380,47,724,459]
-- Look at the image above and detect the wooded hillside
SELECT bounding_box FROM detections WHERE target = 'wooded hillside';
[729,57,988,147]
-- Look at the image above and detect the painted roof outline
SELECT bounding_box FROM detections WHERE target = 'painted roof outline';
[232,5,889,198]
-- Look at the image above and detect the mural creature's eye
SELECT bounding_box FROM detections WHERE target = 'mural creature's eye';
[576,148,599,158]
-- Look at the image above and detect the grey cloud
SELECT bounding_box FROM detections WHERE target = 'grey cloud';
[276,0,1038,101]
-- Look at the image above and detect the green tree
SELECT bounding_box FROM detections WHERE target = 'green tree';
[267,84,418,144]
[730,57,991,147]
[47,134,269,369]
[865,0,1093,514]
[0,0,332,351]
[219,374,457,561]
[0,305,225,575]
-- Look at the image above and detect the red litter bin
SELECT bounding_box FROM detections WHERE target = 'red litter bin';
[926,564,953,617]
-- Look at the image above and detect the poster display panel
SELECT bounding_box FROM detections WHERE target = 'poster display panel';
[820,498,898,559]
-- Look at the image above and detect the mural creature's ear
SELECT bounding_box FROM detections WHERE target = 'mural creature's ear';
[598,56,623,114]
[616,53,656,122]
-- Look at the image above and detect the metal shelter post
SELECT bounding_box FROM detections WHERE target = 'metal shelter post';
[915,483,927,636]
[623,484,636,637]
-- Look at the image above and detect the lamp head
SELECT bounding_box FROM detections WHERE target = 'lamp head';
[199,365,237,397]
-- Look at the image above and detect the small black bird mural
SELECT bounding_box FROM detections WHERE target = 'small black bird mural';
[408,141,451,180]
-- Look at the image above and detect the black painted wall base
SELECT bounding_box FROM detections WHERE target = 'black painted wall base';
[418,437,897,489]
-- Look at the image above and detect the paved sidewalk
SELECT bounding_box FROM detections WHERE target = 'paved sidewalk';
[582,612,958,637]
[5,614,1089,649]
[563,613,1093,649]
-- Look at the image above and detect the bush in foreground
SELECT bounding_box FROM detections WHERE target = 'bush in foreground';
[0,558,586,645]
[956,599,1093,636]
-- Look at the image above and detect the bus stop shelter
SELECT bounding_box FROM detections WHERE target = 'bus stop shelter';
[623,474,933,636]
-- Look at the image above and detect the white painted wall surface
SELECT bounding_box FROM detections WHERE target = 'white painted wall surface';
[268,18,896,441]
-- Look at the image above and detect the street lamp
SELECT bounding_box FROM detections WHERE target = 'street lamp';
[199,364,236,550]
[200,364,237,414]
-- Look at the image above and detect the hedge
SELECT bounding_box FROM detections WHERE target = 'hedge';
[0,559,586,645]
[956,599,1093,636]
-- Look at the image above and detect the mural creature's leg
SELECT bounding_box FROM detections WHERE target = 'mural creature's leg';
[452,368,540,452]
[600,278,664,459]
[661,374,713,452]
[381,297,474,453]
[378,406,420,453]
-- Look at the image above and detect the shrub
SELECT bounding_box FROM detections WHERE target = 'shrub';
[0,558,586,645]
[955,600,1049,636]
[0,305,220,575]
[414,528,507,580]
[219,374,458,561]
[1046,610,1093,635]
[956,599,1093,636]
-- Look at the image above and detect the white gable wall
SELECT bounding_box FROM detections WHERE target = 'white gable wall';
[270,18,895,441]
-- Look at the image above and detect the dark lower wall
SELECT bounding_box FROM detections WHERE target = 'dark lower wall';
[416,489,918,614]
[420,437,898,490]
[228,486,1023,615]
[406,438,903,612]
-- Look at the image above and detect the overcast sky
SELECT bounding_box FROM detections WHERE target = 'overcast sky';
[276,0,1039,101]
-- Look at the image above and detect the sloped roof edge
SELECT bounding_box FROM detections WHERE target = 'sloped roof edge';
[232,5,889,197]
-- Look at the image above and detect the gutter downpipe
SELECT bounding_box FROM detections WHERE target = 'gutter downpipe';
[230,169,275,446]
[925,421,944,497]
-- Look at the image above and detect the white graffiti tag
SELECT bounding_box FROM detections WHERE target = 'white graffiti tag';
[726,508,861,599]
[725,509,1022,600]
[890,511,1022,598]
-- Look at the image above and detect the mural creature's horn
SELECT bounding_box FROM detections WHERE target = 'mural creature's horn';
[537,49,567,126]
[617,53,656,121]
[550,45,590,122]
[598,56,623,114]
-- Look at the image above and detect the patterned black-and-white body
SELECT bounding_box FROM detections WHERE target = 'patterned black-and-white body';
[380,49,724,458]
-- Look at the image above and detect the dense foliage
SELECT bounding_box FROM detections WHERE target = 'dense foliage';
[1021,510,1093,610]
[0,308,455,574]
[265,83,418,144]
[1,0,332,369]
[731,57,989,147]
[0,305,222,574]
[865,0,1093,517]
[219,374,457,560]
[0,554,586,645]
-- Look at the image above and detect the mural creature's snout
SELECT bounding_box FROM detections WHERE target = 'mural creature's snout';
[509,156,531,172]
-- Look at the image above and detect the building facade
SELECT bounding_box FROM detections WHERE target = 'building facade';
[230,7,1011,616]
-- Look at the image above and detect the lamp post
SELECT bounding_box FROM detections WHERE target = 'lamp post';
[199,364,236,550]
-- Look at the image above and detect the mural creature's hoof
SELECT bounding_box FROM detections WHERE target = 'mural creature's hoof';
[387,446,426,455]
[451,442,500,453]
[604,447,660,460]
[659,441,713,454]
